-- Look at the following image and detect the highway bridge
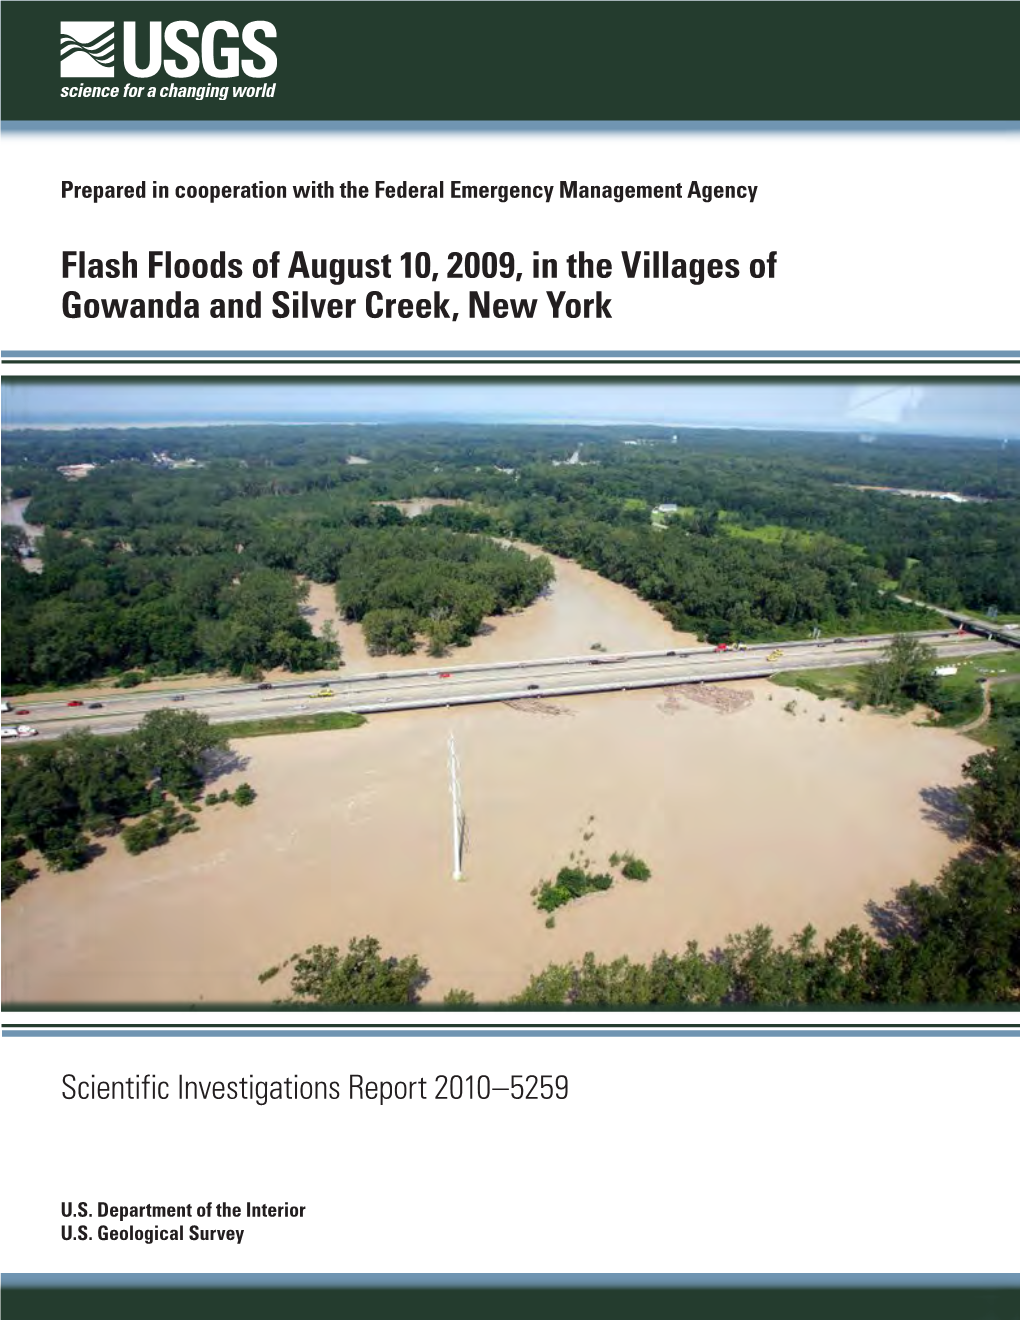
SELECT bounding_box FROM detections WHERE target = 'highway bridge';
[894,596,1020,648]
[4,629,1011,741]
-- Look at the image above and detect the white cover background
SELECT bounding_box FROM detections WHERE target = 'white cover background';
[3,128,1018,354]
[4,1033,1017,1273]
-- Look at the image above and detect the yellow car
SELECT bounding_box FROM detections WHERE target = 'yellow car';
[766,649,783,662]
[316,688,335,698]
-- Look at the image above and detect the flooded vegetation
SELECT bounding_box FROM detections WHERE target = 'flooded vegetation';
[3,415,1018,1003]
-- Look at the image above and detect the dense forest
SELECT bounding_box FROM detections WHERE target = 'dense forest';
[332,524,553,655]
[3,422,1018,688]
[1,709,231,884]
[0,439,550,687]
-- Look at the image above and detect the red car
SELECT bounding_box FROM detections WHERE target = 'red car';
[714,644,729,652]
[439,672,452,679]
[16,708,30,716]
[67,700,84,707]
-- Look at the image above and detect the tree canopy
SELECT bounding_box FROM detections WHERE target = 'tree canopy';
[856,634,940,709]
[282,937,429,1006]
[8,420,1015,688]
[1,710,230,875]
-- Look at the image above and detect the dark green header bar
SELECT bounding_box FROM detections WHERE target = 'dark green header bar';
[3,1,1020,122]
[4,1289,1020,1320]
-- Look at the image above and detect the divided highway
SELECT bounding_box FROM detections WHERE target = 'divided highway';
[4,630,1010,741]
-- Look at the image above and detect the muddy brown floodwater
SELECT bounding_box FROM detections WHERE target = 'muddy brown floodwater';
[304,540,696,672]
[2,682,973,1005]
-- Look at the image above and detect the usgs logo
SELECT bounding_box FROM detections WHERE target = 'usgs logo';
[60,19,277,78]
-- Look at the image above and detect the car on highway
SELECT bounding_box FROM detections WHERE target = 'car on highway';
[67,700,84,707]
[170,694,186,702]
[1,727,18,739]
[257,682,273,690]
[766,649,784,662]
[87,702,103,709]
[714,643,729,652]
[16,725,38,737]
[526,683,540,690]
[15,708,30,716]
[439,673,452,679]
[833,637,847,644]
[316,688,335,698]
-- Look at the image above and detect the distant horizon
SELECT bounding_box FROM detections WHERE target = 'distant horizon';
[1,416,1014,443]
[2,381,1018,440]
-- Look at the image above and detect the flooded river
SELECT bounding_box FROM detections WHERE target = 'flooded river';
[2,682,972,1004]
[302,540,695,672]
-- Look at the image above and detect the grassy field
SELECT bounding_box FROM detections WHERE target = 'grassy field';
[769,665,862,701]
[923,652,1020,727]
[974,683,1020,747]
[215,710,367,739]
[934,651,1020,690]
[770,652,1020,738]
[650,504,695,528]
[721,518,862,553]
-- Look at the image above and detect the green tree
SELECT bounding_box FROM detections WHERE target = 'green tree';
[115,670,147,688]
[1,525,32,560]
[957,744,1020,852]
[857,634,939,709]
[425,612,455,658]
[1,858,32,899]
[132,709,229,793]
[122,815,165,855]
[319,618,342,667]
[716,924,818,1005]
[42,828,91,872]
[361,608,418,656]
[620,855,652,881]
[1,834,28,861]
[283,936,428,1005]
[872,853,1020,1002]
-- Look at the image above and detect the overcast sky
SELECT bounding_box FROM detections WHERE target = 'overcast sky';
[2,381,1018,437]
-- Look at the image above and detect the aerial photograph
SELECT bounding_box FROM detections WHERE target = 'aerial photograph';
[2,380,1018,1006]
